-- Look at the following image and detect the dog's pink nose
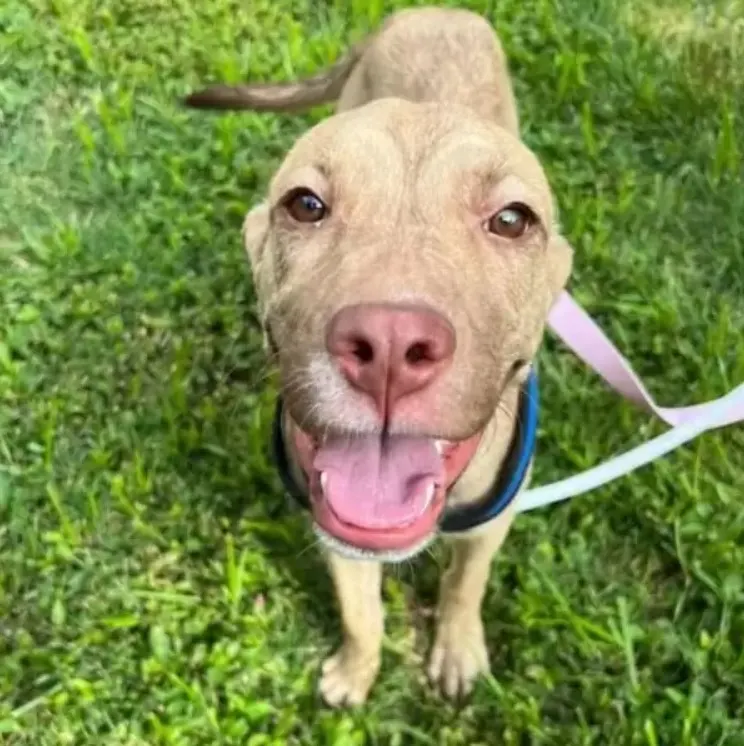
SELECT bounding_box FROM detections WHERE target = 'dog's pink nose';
[326,303,455,417]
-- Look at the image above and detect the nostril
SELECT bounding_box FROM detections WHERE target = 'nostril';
[405,342,433,366]
[326,304,456,418]
[351,337,374,364]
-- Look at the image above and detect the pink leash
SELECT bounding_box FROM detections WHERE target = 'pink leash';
[517,291,744,512]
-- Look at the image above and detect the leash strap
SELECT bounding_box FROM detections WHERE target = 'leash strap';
[517,291,744,513]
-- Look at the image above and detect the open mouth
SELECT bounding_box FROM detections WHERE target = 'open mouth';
[290,421,483,554]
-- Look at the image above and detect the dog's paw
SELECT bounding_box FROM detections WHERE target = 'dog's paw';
[319,645,381,707]
[427,613,489,699]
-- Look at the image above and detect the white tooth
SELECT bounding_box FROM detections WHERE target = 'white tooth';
[424,483,435,506]
[320,472,328,492]
[417,484,436,517]
[435,440,444,455]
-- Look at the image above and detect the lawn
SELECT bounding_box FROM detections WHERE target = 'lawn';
[1,0,744,743]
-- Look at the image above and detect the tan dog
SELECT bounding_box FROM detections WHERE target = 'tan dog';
[185,7,573,706]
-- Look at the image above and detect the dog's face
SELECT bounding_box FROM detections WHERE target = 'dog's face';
[244,98,572,558]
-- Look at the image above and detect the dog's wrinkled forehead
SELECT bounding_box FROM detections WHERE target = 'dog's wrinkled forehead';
[267,99,555,224]
[244,97,573,443]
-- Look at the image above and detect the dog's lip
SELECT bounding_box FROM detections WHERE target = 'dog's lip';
[290,420,476,477]
[288,418,484,552]
[309,432,457,455]
[311,479,448,552]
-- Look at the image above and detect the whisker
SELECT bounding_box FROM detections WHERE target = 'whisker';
[295,536,322,560]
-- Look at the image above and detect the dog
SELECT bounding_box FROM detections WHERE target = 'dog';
[184,6,573,706]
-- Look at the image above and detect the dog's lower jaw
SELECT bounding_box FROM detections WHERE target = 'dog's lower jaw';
[313,523,436,563]
[290,415,484,556]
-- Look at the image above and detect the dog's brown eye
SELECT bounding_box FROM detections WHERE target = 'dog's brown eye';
[487,203,534,239]
[282,188,327,224]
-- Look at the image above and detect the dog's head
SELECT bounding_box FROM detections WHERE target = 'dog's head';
[244,98,572,557]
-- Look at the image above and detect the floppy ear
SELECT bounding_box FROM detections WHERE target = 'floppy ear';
[241,201,276,352]
[545,232,574,306]
[242,201,270,269]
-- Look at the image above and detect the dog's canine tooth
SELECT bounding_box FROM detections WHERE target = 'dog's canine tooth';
[320,471,329,493]
[423,483,435,509]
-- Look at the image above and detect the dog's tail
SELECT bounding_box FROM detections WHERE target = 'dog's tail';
[182,43,365,112]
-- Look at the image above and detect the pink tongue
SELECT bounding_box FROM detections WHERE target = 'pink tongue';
[313,436,444,529]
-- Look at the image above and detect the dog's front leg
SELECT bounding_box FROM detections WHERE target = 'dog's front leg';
[428,509,515,698]
[319,551,384,707]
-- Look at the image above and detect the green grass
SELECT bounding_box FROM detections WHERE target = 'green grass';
[1,0,743,742]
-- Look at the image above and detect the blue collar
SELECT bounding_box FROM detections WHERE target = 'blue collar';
[270,369,539,533]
